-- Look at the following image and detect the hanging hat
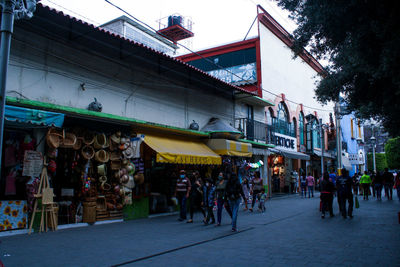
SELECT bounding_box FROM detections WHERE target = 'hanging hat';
[134,173,144,185]
[110,151,121,161]
[73,138,83,150]
[95,150,109,163]
[122,147,134,159]
[97,164,107,176]
[83,131,95,145]
[120,174,129,184]
[110,132,121,144]
[110,160,122,170]
[60,132,77,148]
[81,145,95,160]
[94,133,108,149]
[46,129,63,149]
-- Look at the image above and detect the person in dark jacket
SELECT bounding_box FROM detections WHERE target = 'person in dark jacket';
[202,178,215,225]
[225,173,245,232]
[187,171,206,223]
[382,168,394,200]
[215,172,230,226]
[374,171,384,201]
[336,169,354,219]
[320,172,335,218]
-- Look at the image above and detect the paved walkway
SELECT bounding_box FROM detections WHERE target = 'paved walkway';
[1,192,399,267]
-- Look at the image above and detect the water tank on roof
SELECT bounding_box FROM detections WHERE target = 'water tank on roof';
[168,15,182,27]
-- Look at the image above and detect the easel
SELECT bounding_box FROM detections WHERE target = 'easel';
[28,164,57,234]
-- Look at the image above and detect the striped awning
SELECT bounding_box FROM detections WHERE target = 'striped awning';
[206,139,252,157]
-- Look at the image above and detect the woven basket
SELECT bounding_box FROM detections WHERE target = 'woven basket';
[60,132,77,148]
[81,145,95,160]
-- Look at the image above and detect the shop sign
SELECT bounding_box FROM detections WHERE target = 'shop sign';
[22,150,43,177]
[348,153,359,165]
[272,133,297,152]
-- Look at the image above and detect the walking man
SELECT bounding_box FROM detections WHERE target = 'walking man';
[360,171,372,200]
[336,169,354,219]
[174,170,191,221]
[382,168,394,200]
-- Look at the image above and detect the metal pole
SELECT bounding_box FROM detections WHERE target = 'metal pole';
[335,103,342,176]
[0,0,16,176]
[319,118,324,176]
[372,143,376,173]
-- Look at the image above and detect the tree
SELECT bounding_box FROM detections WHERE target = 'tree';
[385,137,400,169]
[274,1,400,136]
[367,153,387,172]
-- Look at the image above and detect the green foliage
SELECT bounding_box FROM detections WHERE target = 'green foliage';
[385,137,400,169]
[367,153,387,172]
[274,1,400,136]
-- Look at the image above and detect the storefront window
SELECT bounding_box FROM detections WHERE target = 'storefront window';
[312,119,321,149]
[292,118,297,138]
[299,113,305,145]
[277,102,291,136]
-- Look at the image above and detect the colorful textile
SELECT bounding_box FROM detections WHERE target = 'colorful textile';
[0,200,28,231]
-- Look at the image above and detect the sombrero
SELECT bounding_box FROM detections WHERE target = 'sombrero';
[95,150,109,163]
[81,145,95,160]
[94,133,108,149]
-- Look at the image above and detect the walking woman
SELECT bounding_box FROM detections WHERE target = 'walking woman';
[320,173,334,218]
[202,178,216,225]
[241,177,250,211]
[360,171,371,200]
[249,172,263,212]
[300,173,307,198]
[215,172,229,226]
[187,171,206,223]
[225,173,245,232]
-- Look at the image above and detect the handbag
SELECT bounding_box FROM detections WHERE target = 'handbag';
[355,196,360,209]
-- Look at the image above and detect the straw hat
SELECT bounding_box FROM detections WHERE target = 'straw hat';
[110,132,121,144]
[61,132,77,148]
[73,138,82,150]
[134,173,144,185]
[110,160,121,170]
[83,131,95,145]
[95,150,109,163]
[97,164,107,176]
[94,133,108,149]
[110,151,121,161]
[46,129,63,148]
[81,145,95,160]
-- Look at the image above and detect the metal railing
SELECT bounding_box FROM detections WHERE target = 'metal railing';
[235,118,274,144]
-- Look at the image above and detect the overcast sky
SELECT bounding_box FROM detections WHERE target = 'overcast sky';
[40,0,297,54]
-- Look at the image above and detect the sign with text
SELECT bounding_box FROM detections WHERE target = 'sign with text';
[272,133,297,152]
[22,150,43,177]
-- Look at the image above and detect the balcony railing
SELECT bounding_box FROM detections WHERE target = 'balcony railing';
[235,118,274,144]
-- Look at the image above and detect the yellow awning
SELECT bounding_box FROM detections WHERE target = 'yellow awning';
[144,134,221,165]
[206,139,252,157]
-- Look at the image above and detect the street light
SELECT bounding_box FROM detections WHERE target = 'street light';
[370,136,376,173]
[334,102,343,175]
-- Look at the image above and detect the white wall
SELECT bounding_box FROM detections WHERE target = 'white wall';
[6,29,234,131]
[259,24,333,122]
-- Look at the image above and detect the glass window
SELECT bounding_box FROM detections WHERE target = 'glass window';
[277,102,289,135]
[299,113,305,145]
[312,119,321,149]
[266,108,273,125]
[292,118,297,137]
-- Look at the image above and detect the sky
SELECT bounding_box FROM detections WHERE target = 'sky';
[39,0,297,55]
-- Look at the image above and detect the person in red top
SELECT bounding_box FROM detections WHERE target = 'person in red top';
[306,173,315,198]
[174,170,191,221]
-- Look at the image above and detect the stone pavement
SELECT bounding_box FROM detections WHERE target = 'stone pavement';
[1,192,399,267]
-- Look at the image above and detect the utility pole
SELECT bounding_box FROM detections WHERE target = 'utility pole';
[319,118,324,176]
[0,0,36,175]
[334,102,342,176]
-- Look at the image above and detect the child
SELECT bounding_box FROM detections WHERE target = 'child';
[258,188,267,212]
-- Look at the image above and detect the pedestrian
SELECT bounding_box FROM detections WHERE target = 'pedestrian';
[394,171,400,201]
[187,171,206,223]
[320,172,334,218]
[215,172,230,226]
[374,171,383,201]
[360,171,371,200]
[258,188,267,212]
[202,178,216,225]
[249,171,263,212]
[382,168,394,200]
[371,171,377,198]
[306,173,315,198]
[174,170,191,221]
[241,177,250,211]
[300,173,307,198]
[225,173,245,232]
[336,169,354,219]
[352,172,360,196]
[329,169,337,187]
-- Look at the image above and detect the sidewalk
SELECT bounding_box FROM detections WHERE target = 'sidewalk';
[1,192,399,267]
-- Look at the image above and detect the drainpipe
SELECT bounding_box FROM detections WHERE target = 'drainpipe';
[0,0,16,175]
